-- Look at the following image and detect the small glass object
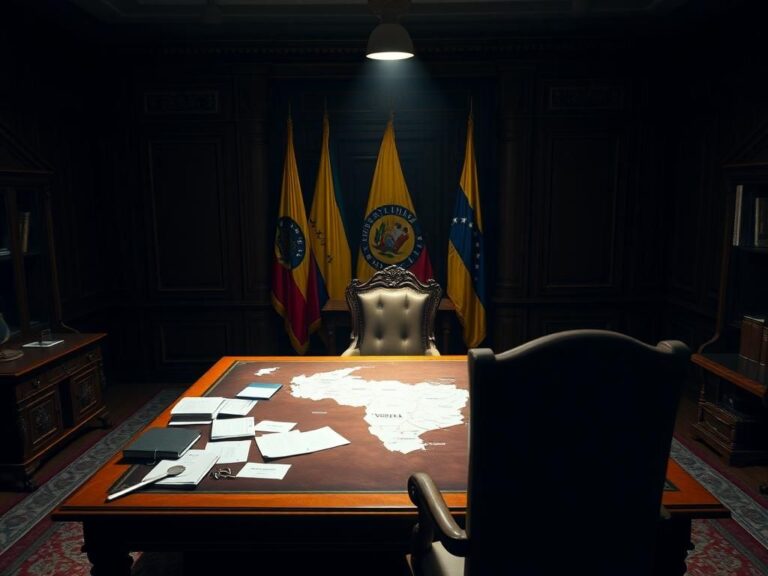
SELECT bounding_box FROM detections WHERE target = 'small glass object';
[0,313,23,362]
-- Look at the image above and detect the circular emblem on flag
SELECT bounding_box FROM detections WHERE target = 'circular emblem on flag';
[360,204,425,270]
[275,217,306,270]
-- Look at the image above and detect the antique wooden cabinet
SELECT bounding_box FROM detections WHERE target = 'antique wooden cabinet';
[0,332,108,489]
[691,160,768,465]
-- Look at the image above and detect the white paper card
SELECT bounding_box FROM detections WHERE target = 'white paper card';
[236,382,282,400]
[255,426,349,459]
[254,420,296,433]
[218,398,257,417]
[23,339,64,348]
[210,417,255,440]
[237,462,291,480]
[204,440,251,464]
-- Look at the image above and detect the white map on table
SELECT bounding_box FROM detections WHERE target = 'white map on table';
[290,367,468,454]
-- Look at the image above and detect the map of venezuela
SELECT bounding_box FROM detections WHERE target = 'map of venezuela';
[290,367,469,454]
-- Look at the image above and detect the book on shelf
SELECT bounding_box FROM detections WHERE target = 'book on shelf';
[761,326,768,367]
[739,315,765,363]
[18,211,30,253]
[733,184,743,246]
[755,197,768,248]
[122,427,201,461]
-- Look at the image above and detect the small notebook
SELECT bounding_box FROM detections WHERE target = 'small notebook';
[122,427,200,460]
[236,382,282,400]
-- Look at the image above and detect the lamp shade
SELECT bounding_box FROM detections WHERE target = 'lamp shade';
[366,22,414,60]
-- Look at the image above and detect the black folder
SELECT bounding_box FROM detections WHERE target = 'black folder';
[122,427,201,461]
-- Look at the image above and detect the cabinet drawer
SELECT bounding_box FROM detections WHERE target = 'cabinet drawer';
[699,402,766,447]
[14,347,103,404]
[61,364,103,426]
[19,388,63,457]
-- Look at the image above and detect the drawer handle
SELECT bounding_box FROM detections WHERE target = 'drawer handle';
[32,378,41,389]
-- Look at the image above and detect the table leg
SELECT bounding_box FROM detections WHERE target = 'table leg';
[82,521,133,576]
[655,517,692,576]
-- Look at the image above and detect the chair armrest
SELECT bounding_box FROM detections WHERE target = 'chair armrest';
[408,472,468,557]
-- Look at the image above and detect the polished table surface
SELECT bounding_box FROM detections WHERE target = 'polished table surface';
[52,355,729,575]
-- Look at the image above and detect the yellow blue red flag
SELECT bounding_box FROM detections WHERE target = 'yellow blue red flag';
[447,112,486,348]
[357,118,433,283]
[309,110,351,306]
[271,115,321,354]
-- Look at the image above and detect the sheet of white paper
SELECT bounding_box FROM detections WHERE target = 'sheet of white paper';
[218,398,257,417]
[204,440,251,464]
[167,420,211,426]
[253,420,296,433]
[22,339,64,348]
[236,462,291,480]
[255,426,349,459]
[142,450,219,486]
[210,417,255,440]
[171,397,227,418]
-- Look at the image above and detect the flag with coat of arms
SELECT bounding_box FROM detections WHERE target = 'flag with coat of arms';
[356,117,434,283]
[271,114,321,354]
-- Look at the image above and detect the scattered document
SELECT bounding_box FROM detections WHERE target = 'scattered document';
[210,417,255,440]
[237,382,282,400]
[255,426,349,459]
[254,420,296,433]
[217,398,257,417]
[142,450,219,487]
[169,396,227,425]
[204,440,251,464]
[237,462,291,480]
[23,339,64,348]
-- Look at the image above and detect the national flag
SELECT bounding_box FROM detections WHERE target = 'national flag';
[448,112,486,348]
[271,115,321,354]
[308,110,351,306]
[357,118,433,283]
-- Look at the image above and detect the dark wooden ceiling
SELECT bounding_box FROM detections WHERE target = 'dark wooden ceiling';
[10,0,736,46]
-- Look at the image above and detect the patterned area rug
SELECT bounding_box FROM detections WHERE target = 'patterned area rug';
[1,417,767,575]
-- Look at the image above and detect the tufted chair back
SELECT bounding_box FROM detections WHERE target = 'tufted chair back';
[341,265,441,356]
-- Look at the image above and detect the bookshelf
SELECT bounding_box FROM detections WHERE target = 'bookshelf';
[692,161,768,465]
[0,125,108,490]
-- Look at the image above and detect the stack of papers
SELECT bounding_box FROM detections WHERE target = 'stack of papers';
[142,449,219,487]
[237,382,282,400]
[210,417,255,440]
[169,397,226,425]
[217,398,257,417]
[255,426,349,459]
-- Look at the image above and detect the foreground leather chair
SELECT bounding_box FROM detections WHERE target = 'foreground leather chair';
[341,265,441,356]
[407,329,690,576]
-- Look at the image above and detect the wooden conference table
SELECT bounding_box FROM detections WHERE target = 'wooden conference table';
[52,356,728,575]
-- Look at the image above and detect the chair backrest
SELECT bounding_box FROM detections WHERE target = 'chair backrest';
[341,265,441,356]
[466,330,689,575]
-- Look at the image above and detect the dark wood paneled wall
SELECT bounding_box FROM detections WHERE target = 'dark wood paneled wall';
[3,3,765,382]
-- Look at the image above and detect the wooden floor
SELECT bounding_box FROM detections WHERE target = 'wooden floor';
[0,381,766,508]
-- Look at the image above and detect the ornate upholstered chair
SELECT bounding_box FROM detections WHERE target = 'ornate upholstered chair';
[341,265,442,356]
[406,329,690,576]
